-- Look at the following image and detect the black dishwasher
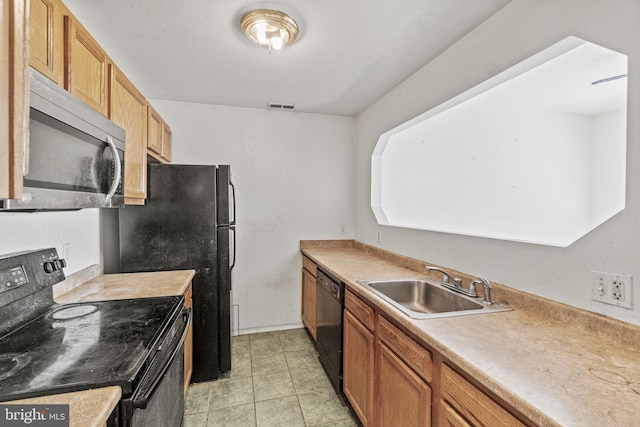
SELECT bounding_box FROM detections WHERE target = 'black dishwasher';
[316,267,345,394]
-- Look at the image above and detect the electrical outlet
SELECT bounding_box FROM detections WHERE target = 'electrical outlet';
[339,225,346,234]
[377,231,383,242]
[591,270,633,309]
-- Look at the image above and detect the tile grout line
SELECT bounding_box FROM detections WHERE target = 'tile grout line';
[186,331,355,427]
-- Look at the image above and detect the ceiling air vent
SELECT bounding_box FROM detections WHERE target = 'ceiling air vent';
[267,103,295,111]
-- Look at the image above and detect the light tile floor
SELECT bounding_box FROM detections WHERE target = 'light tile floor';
[183,329,358,427]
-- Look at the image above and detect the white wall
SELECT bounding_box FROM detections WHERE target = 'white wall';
[591,109,626,226]
[355,0,640,325]
[0,209,101,274]
[150,99,355,334]
[376,104,598,246]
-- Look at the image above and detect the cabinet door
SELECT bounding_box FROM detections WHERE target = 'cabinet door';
[161,121,172,162]
[183,283,193,396]
[64,15,108,115]
[1,0,28,200]
[376,341,431,427]
[29,0,63,84]
[301,267,317,339]
[147,105,163,156]
[108,64,147,203]
[343,309,375,426]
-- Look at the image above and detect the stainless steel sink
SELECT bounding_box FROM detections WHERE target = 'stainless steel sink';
[358,278,512,319]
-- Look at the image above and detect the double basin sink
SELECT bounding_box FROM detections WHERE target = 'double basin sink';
[358,278,512,319]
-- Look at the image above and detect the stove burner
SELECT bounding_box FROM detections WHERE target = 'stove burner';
[0,353,30,382]
[49,305,98,320]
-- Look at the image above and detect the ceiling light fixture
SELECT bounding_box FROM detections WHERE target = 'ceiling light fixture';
[240,9,299,53]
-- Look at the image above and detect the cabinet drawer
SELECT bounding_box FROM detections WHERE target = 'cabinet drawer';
[378,316,432,383]
[440,364,525,427]
[345,290,375,331]
[438,400,472,427]
[302,256,317,276]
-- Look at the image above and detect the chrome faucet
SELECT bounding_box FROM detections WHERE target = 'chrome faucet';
[425,266,478,297]
[470,275,493,304]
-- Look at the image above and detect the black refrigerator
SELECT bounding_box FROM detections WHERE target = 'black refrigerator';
[105,164,235,382]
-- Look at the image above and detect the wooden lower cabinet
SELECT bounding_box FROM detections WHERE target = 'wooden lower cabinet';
[438,401,472,427]
[183,283,193,396]
[343,308,375,426]
[439,364,525,427]
[301,256,317,340]
[343,291,430,427]
[337,284,529,427]
[376,337,431,427]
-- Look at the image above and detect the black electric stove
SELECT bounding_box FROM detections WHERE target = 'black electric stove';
[0,248,189,427]
[0,296,183,401]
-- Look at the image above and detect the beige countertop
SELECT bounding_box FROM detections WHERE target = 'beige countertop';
[301,241,640,427]
[6,387,121,427]
[55,269,195,303]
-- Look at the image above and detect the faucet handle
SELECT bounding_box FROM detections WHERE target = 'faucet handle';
[425,266,462,288]
[471,275,493,304]
[442,274,462,287]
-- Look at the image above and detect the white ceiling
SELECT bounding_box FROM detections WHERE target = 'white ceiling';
[62,0,513,116]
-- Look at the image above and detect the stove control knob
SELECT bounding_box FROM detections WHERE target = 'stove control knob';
[43,261,57,273]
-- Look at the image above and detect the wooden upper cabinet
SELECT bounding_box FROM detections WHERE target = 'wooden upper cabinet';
[29,0,64,84]
[147,106,172,164]
[161,121,172,162]
[64,15,108,116]
[147,105,163,156]
[108,64,147,203]
[1,0,29,200]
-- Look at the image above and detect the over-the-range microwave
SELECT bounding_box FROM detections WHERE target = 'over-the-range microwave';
[0,68,125,211]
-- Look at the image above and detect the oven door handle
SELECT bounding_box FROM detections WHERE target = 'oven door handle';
[131,307,192,410]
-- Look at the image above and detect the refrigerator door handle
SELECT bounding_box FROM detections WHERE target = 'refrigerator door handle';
[229,181,236,226]
[230,227,236,271]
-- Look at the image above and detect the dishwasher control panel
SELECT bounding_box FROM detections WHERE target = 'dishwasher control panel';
[317,268,344,302]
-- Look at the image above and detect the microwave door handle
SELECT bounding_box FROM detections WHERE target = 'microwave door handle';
[105,136,122,204]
